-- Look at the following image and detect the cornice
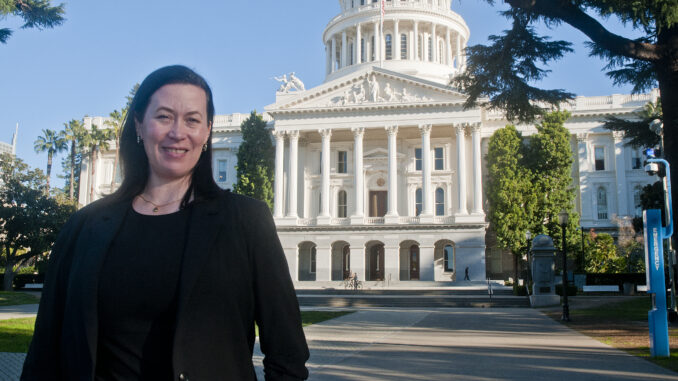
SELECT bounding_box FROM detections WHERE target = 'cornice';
[276,223,487,233]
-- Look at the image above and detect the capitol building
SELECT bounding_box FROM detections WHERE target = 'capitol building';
[80,0,658,286]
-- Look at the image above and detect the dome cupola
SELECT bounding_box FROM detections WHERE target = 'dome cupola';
[324,0,469,84]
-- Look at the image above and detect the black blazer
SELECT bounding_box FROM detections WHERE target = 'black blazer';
[21,190,309,381]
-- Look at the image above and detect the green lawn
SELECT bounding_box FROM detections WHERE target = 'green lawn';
[0,291,40,307]
[0,318,35,353]
[549,297,678,372]
[0,311,353,353]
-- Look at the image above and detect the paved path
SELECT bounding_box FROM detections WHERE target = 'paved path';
[0,304,38,321]
[3,306,678,380]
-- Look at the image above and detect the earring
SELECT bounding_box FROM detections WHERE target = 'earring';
[137,135,142,144]
[202,143,208,152]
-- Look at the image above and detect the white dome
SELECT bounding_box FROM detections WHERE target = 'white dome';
[324,0,469,84]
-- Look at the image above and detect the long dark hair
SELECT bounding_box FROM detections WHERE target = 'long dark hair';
[111,65,221,207]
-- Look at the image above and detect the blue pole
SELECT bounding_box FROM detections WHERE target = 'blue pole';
[645,209,670,357]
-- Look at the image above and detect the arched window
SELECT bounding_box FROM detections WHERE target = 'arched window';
[349,42,354,65]
[385,34,392,60]
[337,190,348,218]
[371,35,376,61]
[415,188,423,216]
[444,245,454,272]
[597,187,608,220]
[435,188,445,216]
[400,33,408,59]
[310,246,317,273]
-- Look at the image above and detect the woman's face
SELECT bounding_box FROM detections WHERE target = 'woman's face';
[136,83,211,183]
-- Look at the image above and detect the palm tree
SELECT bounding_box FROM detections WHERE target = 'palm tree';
[62,119,85,201]
[33,129,67,190]
[83,123,112,203]
[104,109,125,190]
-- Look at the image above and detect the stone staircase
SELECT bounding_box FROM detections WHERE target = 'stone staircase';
[295,288,531,308]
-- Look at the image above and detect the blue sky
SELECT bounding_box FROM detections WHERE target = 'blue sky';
[1,0,641,188]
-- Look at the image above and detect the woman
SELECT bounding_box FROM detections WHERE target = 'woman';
[21,65,309,380]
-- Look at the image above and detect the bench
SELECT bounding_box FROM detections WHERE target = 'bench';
[23,283,43,289]
[583,285,619,292]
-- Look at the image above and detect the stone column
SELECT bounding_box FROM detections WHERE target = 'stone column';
[455,34,462,69]
[394,19,400,60]
[576,133,589,220]
[341,30,347,68]
[349,245,365,281]
[325,42,331,75]
[356,23,362,64]
[471,124,483,214]
[386,125,399,218]
[319,129,332,218]
[419,124,433,216]
[456,124,468,215]
[613,131,629,216]
[431,24,437,63]
[413,21,419,60]
[373,21,380,61]
[273,130,285,218]
[331,37,337,73]
[316,244,332,281]
[419,244,435,281]
[384,244,399,284]
[352,127,365,220]
[446,28,452,66]
[287,130,299,218]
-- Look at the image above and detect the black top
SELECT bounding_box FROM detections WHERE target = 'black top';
[95,205,191,381]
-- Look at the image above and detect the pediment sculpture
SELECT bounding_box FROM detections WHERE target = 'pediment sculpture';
[275,72,306,93]
[327,75,432,106]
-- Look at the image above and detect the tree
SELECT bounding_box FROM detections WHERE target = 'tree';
[61,119,85,201]
[524,111,578,242]
[586,233,623,273]
[33,128,66,191]
[487,112,578,281]
[0,0,65,44]
[604,100,662,150]
[0,153,75,290]
[455,1,678,245]
[234,111,274,209]
[486,124,536,283]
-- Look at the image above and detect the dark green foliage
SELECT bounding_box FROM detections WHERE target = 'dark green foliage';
[0,0,65,44]
[0,153,75,291]
[33,128,67,191]
[453,12,574,122]
[487,112,578,279]
[603,100,662,149]
[234,111,274,209]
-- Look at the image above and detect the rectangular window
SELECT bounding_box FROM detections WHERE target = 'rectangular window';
[594,146,605,171]
[434,147,444,170]
[631,150,642,169]
[337,151,347,173]
[310,248,317,273]
[400,34,407,59]
[444,245,454,272]
[385,34,392,60]
[217,159,227,182]
[415,148,422,171]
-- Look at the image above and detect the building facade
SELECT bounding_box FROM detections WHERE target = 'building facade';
[80,0,658,286]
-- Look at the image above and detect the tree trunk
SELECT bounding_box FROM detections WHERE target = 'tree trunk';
[46,151,52,191]
[3,259,14,291]
[513,253,519,286]
[69,140,75,200]
[654,40,678,249]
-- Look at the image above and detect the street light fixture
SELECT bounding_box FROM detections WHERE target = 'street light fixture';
[558,210,571,322]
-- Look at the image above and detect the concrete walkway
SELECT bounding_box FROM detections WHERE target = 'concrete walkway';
[0,304,38,320]
[3,306,677,380]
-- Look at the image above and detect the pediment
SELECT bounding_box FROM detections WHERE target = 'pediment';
[364,147,389,159]
[266,67,468,113]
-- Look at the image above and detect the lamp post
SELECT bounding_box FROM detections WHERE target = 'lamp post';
[558,210,571,322]
[526,230,532,294]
